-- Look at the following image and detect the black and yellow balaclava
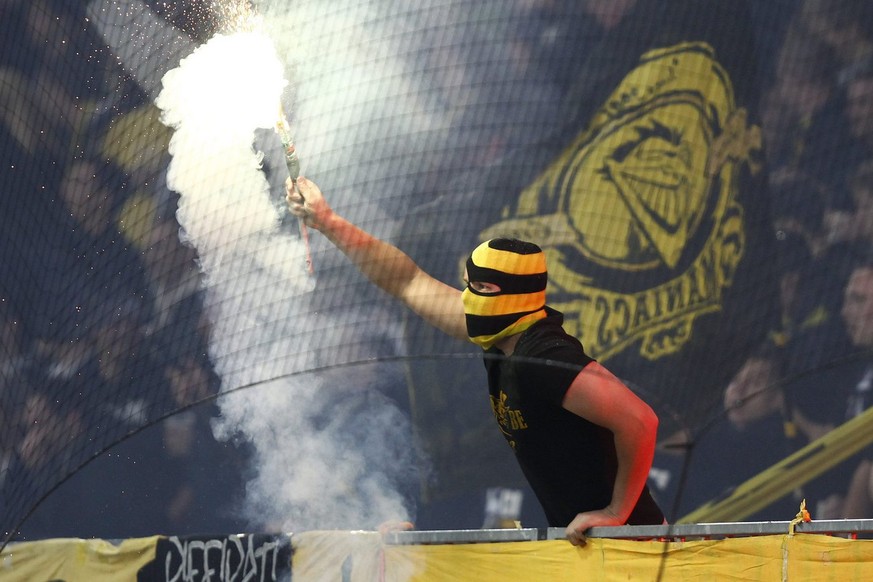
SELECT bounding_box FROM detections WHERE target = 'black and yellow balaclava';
[462,238,548,350]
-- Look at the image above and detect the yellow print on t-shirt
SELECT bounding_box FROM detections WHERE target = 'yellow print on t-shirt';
[491,391,528,448]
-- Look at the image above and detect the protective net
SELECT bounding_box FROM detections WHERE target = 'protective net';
[2,0,873,546]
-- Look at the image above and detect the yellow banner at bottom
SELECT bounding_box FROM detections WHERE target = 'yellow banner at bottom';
[379,535,873,582]
[0,536,158,582]
[3,531,873,580]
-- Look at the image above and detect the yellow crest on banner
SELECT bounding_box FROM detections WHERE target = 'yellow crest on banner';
[479,42,762,361]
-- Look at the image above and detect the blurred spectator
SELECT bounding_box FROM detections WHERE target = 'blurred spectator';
[3,2,99,164]
[15,301,180,539]
[100,104,173,200]
[782,256,873,518]
[720,343,794,518]
[723,343,787,432]
[59,159,123,238]
[770,230,825,347]
[769,175,832,335]
[760,31,838,177]
[825,159,873,246]
[672,342,798,520]
[157,353,246,534]
[10,379,168,540]
[0,299,27,510]
[16,388,85,481]
[36,157,151,341]
[832,258,873,519]
[763,1,873,204]
[767,169,859,375]
[0,299,27,393]
[0,67,44,157]
[0,399,18,523]
[162,355,212,528]
[789,265,873,440]
[838,261,873,418]
[84,299,170,427]
[842,457,873,517]
[839,62,873,180]
[8,382,90,540]
[140,218,204,339]
[6,290,176,540]
[846,63,873,142]
[800,0,873,75]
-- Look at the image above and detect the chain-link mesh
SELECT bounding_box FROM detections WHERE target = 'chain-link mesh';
[2,0,873,544]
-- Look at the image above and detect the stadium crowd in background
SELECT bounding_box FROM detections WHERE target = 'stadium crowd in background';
[0,0,246,539]
[668,0,873,520]
[3,0,873,539]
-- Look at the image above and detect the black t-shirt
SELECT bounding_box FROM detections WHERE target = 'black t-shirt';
[483,308,663,526]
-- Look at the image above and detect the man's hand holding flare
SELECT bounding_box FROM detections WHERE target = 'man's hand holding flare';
[286,176,330,231]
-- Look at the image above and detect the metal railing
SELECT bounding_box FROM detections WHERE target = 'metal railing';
[382,519,873,544]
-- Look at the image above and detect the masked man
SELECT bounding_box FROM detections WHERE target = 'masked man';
[287,177,664,545]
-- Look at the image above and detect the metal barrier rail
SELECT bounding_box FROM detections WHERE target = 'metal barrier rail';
[382,519,873,544]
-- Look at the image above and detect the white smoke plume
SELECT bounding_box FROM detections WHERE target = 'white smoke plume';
[156,24,421,532]
[154,0,555,534]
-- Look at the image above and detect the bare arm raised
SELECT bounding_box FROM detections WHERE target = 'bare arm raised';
[287,177,468,341]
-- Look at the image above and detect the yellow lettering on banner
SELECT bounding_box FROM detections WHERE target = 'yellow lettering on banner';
[551,240,736,360]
